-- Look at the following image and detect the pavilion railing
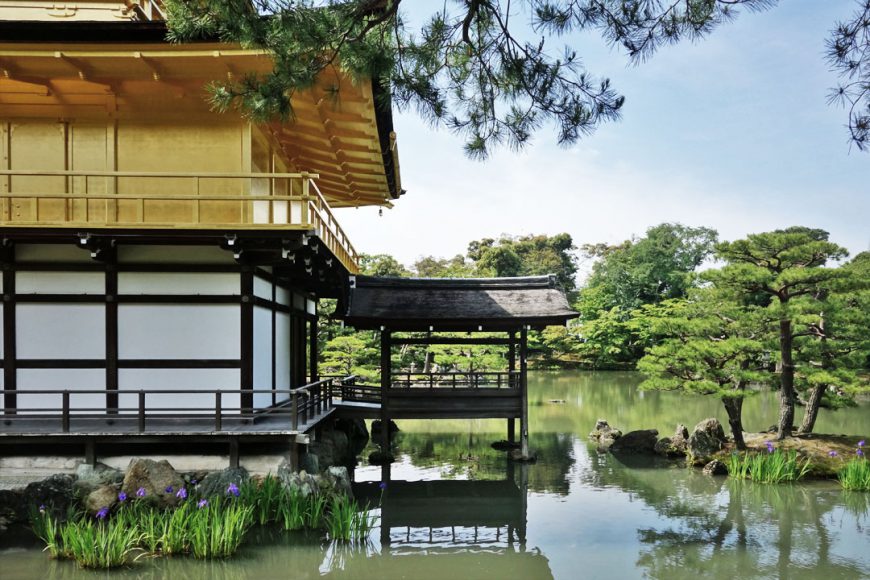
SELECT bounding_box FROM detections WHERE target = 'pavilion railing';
[0,169,359,273]
[0,378,336,434]
[391,371,520,390]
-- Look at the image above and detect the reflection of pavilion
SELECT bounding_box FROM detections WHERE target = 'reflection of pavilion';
[347,465,552,579]
[356,478,527,548]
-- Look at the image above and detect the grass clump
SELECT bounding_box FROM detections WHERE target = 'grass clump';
[324,495,377,542]
[59,518,142,569]
[29,472,380,569]
[837,441,870,491]
[188,498,253,559]
[726,443,812,484]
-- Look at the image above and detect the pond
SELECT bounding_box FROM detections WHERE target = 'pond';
[1,371,868,579]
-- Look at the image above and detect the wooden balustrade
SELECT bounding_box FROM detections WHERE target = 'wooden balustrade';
[0,169,359,272]
[0,378,338,434]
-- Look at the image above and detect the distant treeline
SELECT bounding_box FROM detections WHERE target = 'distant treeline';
[318,225,869,440]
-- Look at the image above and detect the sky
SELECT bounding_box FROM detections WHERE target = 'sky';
[336,1,868,277]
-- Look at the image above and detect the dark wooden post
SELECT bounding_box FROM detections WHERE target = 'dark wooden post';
[380,328,391,452]
[240,267,254,412]
[309,316,319,383]
[105,250,118,415]
[519,326,529,458]
[508,330,516,444]
[2,244,16,415]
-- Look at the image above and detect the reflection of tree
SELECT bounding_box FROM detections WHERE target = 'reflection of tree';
[633,480,869,579]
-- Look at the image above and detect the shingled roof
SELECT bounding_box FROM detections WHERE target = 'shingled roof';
[341,275,578,331]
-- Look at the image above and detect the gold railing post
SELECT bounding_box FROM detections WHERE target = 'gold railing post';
[300,172,310,225]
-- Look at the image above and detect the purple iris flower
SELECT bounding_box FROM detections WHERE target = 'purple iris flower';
[176,487,188,500]
[378,482,387,491]
[226,483,240,497]
[858,449,865,458]
[859,440,866,448]
[165,485,173,494]
[828,450,838,457]
[38,504,46,513]
[197,499,208,509]
[191,479,198,485]
[118,491,127,503]
[765,441,775,454]
[136,487,146,498]
[96,507,109,520]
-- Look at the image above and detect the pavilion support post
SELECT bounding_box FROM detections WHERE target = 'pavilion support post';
[380,328,391,453]
[508,331,516,444]
[519,326,530,459]
[309,317,319,383]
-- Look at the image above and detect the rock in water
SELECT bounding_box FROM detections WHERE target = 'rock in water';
[85,485,119,516]
[655,424,691,458]
[702,460,728,476]
[589,419,623,451]
[122,459,184,507]
[197,467,249,499]
[610,429,659,455]
[23,475,76,518]
[687,418,727,465]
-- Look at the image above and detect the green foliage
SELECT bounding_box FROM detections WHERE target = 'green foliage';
[324,495,377,542]
[838,457,870,491]
[726,449,812,484]
[240,474,284,525]
[58,518,143,569]
[573,223,718,367]
[359,254,410,277]
[582,223,718,312]
[321,335,378,378]
[29,506,63,559]
[188,498,254,559]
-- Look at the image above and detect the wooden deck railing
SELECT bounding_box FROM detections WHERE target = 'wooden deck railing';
[391,371,520,390]
[0,378,337,434]
[0,170,359,273]
[325,371,520,405]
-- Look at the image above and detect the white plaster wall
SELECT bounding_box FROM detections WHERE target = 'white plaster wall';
[118,304,240,359]
[275,312,291,403]
[253,275,272,300]
[306,299,316,316]
[17,304,106,359]
[276,287,290,306]
[118,369,240,415]
[253,305,272,409]
[17,369,105,414]
[118,272,239,295]
[16,271,106,295]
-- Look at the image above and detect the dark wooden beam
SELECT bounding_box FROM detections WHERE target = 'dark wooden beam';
[390,337,512,346]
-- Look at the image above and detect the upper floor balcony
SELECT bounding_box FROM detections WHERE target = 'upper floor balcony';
[0,169,360,272]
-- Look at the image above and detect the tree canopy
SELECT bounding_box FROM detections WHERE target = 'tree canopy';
[165,0,870,156]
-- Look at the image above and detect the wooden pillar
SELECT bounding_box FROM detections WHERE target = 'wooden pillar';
[1,244,15,415]
[309,316,319,383]
[240,267,254,412]
[380,328,391,451]
[520,326,529,458]
[508,330,516,444]
[105,249,118,414]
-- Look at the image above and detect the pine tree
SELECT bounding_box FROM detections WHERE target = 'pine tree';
[707,227,849,440]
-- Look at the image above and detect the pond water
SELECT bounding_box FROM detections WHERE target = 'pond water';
[1,371,868,579]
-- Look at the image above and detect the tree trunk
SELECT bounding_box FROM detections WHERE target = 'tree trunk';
[777,319,795,440]
[723,396,746,450]
[798,384,826,435]
[798,310,828,436]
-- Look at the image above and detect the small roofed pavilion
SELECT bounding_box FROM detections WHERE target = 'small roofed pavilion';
[341,275,578,460]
